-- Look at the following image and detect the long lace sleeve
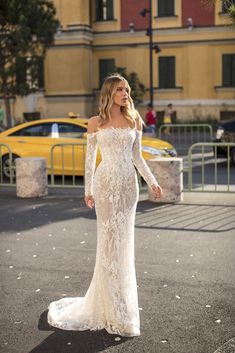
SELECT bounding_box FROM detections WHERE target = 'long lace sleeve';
[85,133,98,196]
[132,130,158,188]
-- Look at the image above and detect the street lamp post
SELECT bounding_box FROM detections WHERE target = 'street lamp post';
[140,1,161,107]
[148,0,153,107]
[140,0,153,106]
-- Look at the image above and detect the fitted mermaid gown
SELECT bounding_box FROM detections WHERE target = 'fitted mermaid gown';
[47,127,158,336]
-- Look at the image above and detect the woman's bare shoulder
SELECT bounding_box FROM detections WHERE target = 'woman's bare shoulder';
[87,116,100,133]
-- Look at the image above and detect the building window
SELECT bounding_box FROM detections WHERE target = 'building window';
[222,54,235,87]
[157,0,175,17]
[99,59,115,88]
[95,0,114,21]
[222,0,235,13]
[37,57,44,89]
[16,57,27,87]
[16,56,44,90]
[220,111,235,120]
[159,56,176,88]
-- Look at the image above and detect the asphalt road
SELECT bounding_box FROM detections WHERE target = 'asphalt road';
[0,187,235,353]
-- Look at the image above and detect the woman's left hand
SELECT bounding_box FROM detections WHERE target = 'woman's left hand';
[151,184,163,199]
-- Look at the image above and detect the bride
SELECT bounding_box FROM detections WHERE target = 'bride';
[47,74,162,337]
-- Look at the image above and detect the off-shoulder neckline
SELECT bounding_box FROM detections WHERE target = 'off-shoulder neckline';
[87,126,142,135]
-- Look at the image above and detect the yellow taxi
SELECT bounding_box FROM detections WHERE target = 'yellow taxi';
[0,118,177,179]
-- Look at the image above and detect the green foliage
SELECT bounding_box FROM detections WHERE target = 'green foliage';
[115,67,146,105]
[202,0,235,25]
[0,0,59,97]
[227,3,235,23]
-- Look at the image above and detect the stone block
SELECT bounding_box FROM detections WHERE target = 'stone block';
[146,157,183,203]
[16,158,48,198]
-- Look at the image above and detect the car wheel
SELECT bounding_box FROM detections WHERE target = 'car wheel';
[1,154,19,180]
[231,148,235,166]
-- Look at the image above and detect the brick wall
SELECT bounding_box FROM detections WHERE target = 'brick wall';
[182,0,215,27]
[120,0,149,31]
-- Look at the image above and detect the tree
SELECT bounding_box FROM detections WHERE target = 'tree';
[0,0,59,127]
[223,0,235,23]
[115,67,146,105]
[203,0,235,25]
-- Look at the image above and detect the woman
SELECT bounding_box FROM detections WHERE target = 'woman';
[163,103,173,136]
[47,74,162,337]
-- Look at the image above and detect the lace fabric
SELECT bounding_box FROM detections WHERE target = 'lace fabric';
[47,127,158,336]
[85,128,158,196]
[84,132,98,197]
[132,129,159,188]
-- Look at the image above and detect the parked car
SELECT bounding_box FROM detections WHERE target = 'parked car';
[214,119,235,165]
[0,117,177,179]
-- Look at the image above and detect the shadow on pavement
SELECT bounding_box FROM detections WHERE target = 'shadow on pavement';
[0,189,161,233]
[0,193,96,233]
[28,310,132,353]
[0,188,234,234]
[136,201,235,233]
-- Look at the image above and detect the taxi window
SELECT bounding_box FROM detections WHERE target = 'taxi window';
[10,123,52,137]
[58,123,86,138]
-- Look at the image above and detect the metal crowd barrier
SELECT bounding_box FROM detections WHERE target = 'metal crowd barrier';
[50,142,146,190]
[2,140,234,194]
[50,142,86,187]
[0,144,15,186]
[158,124,213,155]
[186,142,235,193]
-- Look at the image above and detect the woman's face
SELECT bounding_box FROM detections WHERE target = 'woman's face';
[112,81,129,107]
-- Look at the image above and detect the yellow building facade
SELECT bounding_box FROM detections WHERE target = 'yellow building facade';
[10,0,235,123]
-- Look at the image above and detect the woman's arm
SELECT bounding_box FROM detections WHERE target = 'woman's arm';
[132,129,158,188]
[84,117,99,207]
[132,114,162,198]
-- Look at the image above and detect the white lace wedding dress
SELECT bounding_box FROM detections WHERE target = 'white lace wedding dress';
[47,127,158,336]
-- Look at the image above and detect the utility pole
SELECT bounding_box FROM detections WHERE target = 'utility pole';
[140,0,154,106]
[149,0,153,106]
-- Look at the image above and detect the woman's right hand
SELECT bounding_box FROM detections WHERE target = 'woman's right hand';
[151,184,163,199]
[84,195,95,208]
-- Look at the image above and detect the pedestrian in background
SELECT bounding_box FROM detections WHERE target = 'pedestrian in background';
[145,103,157,136]
[163,103,174,136]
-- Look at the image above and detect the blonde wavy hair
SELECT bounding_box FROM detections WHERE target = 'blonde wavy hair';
[98,74,143,128]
